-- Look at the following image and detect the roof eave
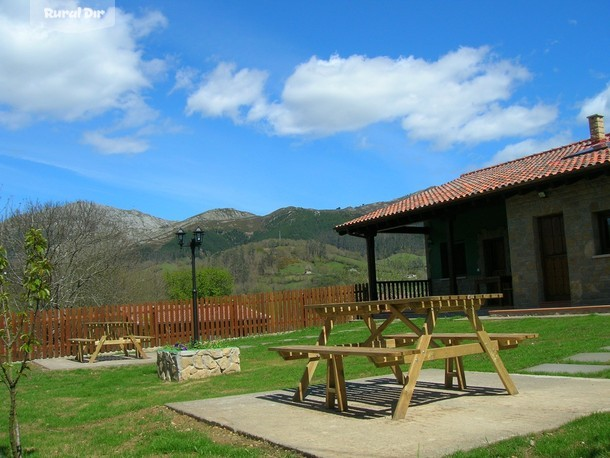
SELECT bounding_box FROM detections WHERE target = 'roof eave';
[335,162,610,236]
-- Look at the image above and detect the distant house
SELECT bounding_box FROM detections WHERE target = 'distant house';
[336,115,610,309]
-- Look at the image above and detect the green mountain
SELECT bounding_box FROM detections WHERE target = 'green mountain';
[137,204,426,294]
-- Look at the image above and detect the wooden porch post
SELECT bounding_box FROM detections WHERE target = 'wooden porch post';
[447,217,458,294]
[365,232,378,300]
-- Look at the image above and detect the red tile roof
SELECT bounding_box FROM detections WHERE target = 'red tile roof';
[337,134,610,232]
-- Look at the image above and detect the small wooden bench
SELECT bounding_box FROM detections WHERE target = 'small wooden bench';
[69,338,96,363]
[384,332,538,389]
[270,344,422,411]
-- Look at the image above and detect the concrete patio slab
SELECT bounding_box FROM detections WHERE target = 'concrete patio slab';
[167,369,610,458]
[33,349,158,370]
[524,363,610,374]
[566,352,610,363]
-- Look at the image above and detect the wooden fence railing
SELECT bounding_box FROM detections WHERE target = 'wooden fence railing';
[355,280,431,301]
[1,284,357,360]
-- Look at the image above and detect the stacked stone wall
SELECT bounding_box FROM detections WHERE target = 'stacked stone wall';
[157,347,241,382]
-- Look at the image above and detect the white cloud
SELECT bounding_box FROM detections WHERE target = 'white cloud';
[130,9,167,38]
[171,67,199,93]
[420,103,557,146]
[0,110,31,130]
[487,132,573,165]
[114,93,159,130]
[579,83,610,119]
[186,62,268,123]
[141,58,169,82]
[82,131,149,154]
[0,1,167,153]
[187,47,557,148]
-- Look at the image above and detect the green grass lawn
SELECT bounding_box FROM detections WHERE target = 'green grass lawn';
[0,314,609,457]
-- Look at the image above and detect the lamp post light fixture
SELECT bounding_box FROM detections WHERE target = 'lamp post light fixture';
[175,226,204,343]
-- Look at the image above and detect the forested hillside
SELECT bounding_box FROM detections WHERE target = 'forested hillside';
[144,206,426,295]
[202,238,425,293]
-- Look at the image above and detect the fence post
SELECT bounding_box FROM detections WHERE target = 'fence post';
[231,299,238,338]
[301,292,307,328]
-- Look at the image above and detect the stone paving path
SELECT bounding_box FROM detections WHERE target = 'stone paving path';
[524,345,610,375]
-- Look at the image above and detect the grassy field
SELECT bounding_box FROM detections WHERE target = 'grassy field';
[0,314,608,457]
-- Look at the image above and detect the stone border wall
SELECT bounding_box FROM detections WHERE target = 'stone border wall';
[157,347,240,382]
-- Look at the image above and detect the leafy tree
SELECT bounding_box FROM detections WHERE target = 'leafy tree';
[199,267,234,297]
[165,267,234,300]
[0,228,52,458]
[164,269,191,300]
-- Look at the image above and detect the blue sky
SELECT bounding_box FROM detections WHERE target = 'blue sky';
[1,0,609,221]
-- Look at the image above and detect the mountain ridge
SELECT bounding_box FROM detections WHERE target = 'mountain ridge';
[95,196,410,246]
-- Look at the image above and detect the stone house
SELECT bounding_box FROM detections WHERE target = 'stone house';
[336,115,610,309]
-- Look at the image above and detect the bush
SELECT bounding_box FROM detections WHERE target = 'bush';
[165,267,234,300]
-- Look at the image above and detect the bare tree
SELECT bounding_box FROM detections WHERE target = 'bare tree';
[0,201,137,308]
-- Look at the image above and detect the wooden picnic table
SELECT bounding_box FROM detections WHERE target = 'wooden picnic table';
[70,321,152,364]
[270,294,537,420]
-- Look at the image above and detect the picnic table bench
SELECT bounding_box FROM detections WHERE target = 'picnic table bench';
[270,344,422,411]
[70,322,153,363]
[384,332,538,349]
[270,294,538,420]
[383,332,538,389]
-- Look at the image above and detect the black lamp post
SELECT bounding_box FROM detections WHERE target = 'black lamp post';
[176,226,204,343]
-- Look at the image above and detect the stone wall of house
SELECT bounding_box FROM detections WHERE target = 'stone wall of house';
[506,175,610,308]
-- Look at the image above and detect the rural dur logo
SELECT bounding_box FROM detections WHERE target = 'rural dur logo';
[30,0,115,32]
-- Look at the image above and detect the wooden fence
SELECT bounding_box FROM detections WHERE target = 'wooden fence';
[1,284,357,360]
